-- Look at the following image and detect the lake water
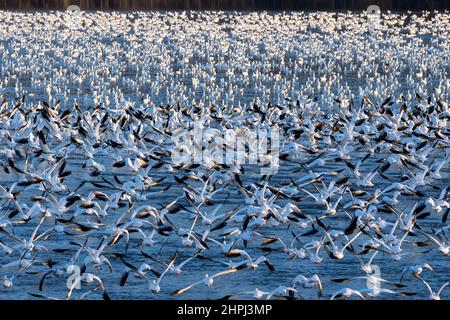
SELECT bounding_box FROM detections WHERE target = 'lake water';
[0,10,449,300]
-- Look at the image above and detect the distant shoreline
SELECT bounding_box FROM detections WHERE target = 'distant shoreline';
[0,0,449,11]
[0,9,448,13]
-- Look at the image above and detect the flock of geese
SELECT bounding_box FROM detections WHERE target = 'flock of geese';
[0,10,449,300]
